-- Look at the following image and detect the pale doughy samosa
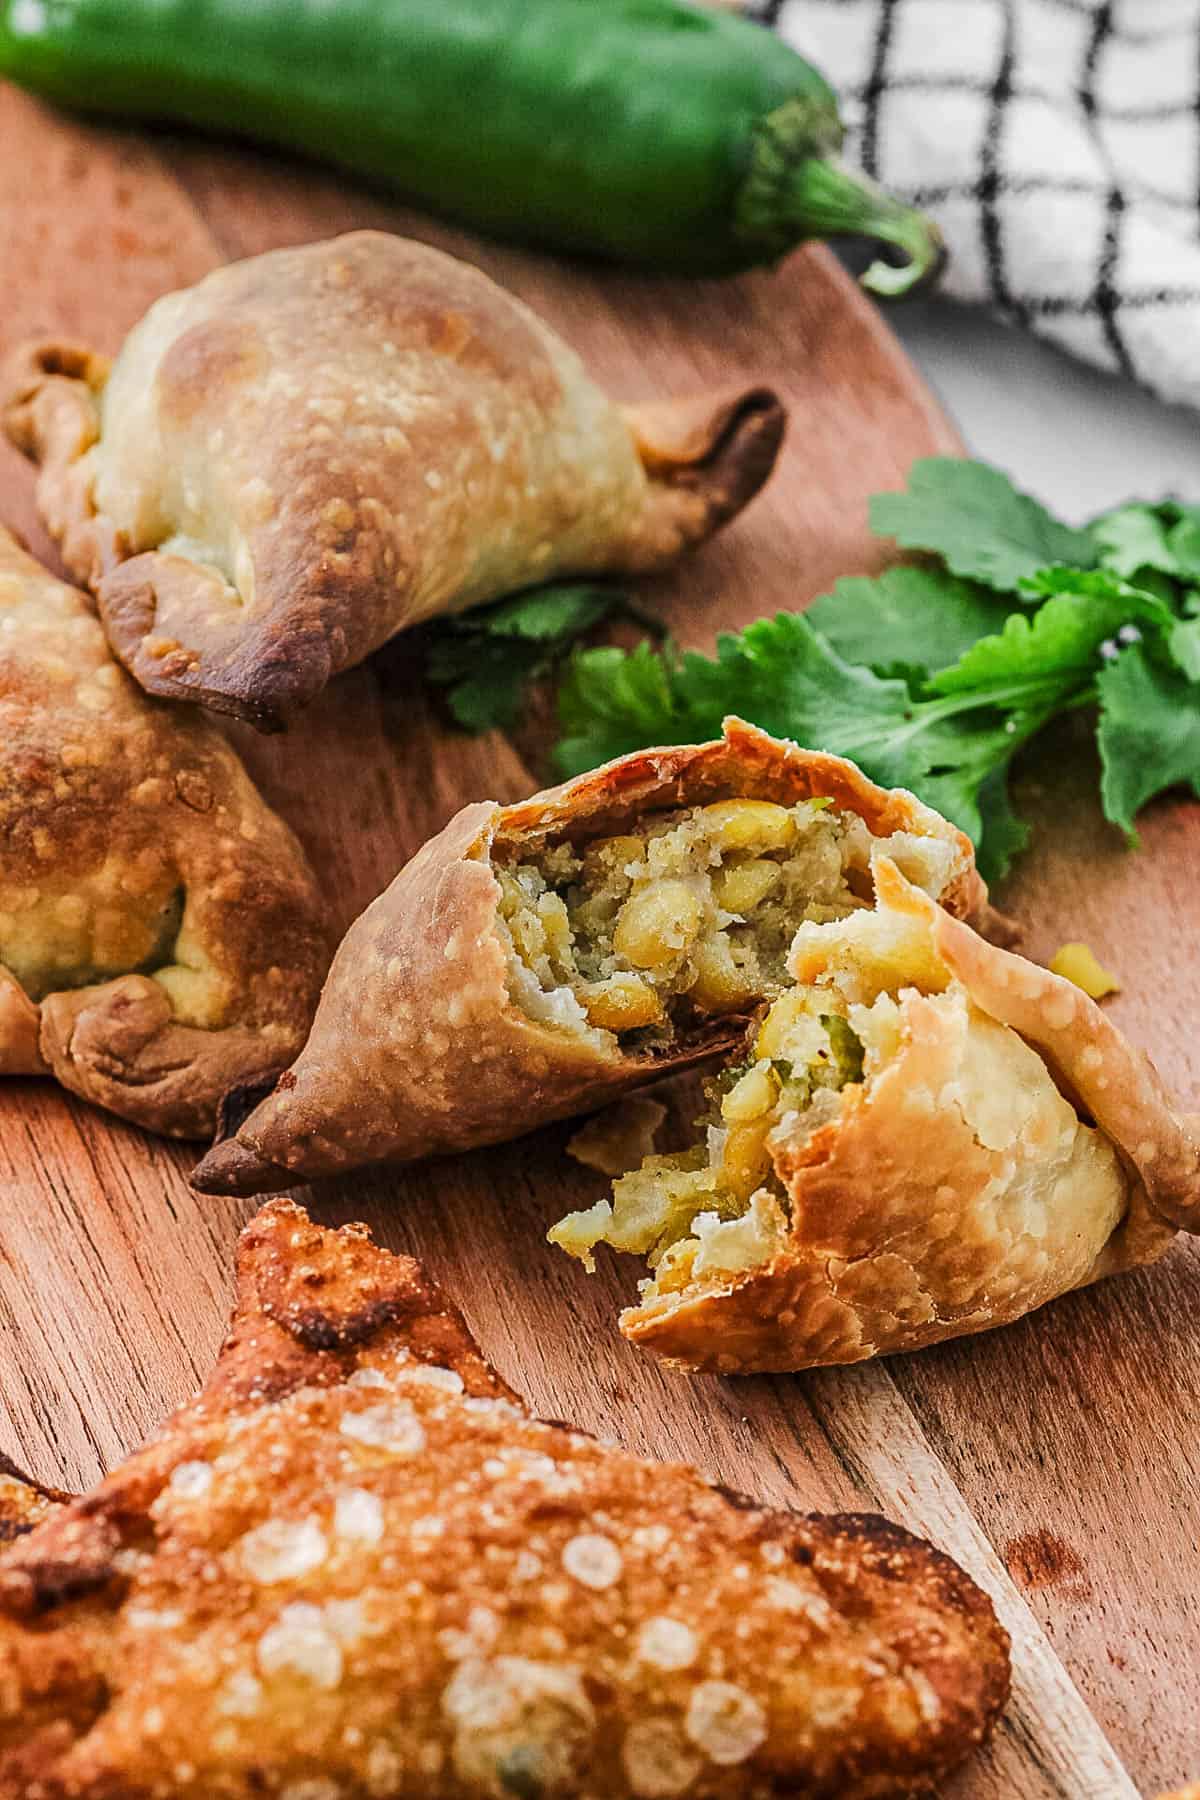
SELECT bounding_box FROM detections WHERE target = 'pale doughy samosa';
[0,528,328,1137]
[551,860,1200,1373]
[0,1199,1010,1797]
[191,719,982,1194]
[2,231,784,730]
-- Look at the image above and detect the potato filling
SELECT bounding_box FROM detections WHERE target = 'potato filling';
[549,885,969,1297]
[494,796,952,1047]
[1,871,231,1029]
[522,802,961,1300]
[549,986,870,1291]
[0,874,184,1003]
[550,867,1132,1330]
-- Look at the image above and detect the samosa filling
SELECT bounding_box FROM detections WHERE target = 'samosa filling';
[505,798,959,1303]
[546,871,963,1300]
[1,868,231,1028]
[494,796,948,1046]
[0,873,184,1003]
[548,982,882,1296]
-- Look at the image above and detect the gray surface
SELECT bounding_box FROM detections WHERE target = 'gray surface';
[888,297,1200,518]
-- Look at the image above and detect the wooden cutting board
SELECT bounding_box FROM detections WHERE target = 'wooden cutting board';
[1,83,1197,1800]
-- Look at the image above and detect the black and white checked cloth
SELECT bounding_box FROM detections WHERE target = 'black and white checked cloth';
[756,0,1200,409]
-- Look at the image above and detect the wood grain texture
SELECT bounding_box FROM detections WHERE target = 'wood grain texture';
[1,82,1197,1798]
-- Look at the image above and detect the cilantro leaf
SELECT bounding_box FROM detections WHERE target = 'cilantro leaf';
[672,617,921,776]
[544,462,1200,881]
[556,613,1054,875]
[929,585,1172,703]
[975,769,1032,885]
[805,567,1004,679]
[1017,566,1200,686]
[1091,500,1200,588]
[1098,646,1200,838]
[552,576,1184,882]
[557,618,920,782]
[1091,503,1182,579]
[426,585,627,733]
[901,704,1051,852]
[556,640,686,770]
[870,458,1095,591]
[1167,510,1200,580]
[464,585,616,643]
[427,634,549,732]
[1166,616,1200,682]
[1018,564,1163,605]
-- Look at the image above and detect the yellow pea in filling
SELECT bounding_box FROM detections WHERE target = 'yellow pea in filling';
[549,990,866,1289]
[509,793,963,1298]
[494,797,870,1047]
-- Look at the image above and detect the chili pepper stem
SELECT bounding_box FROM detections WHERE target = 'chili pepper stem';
[738,100,945,298]
[793,158,947,297]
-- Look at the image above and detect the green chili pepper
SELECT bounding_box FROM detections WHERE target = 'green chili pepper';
[0,0,942,294]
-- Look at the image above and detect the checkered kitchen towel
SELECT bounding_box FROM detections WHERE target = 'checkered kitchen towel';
[754,0,1200,411]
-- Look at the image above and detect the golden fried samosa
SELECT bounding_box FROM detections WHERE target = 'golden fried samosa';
[0,528,328,1137]
[0,1454,65,1544]
[2,231,784,730]
[551,859,1200,1373]
[0,1199,1010,1796]
[192,719,982,1194]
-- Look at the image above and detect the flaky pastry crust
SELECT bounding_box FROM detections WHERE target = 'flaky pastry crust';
[0,529,329,1137]
[191,719,982,1194]
[621,861,1197,1374]
[1,231,784,730]
[0,1455,67,1547]
[0,1199,1009,1797]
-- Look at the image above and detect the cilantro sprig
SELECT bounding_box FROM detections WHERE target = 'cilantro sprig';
[425,585,657,732]
[549,462,1200,882]
[424,460,1200,882]
[868,457,1096,590]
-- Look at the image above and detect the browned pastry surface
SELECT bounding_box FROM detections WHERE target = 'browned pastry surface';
[0,1456,67,1546]
[0,528,329,1136]
[192,718,982,1194]
[0,1199,1010,1797]
[605,862,1196,1374]
[1,231,784,730]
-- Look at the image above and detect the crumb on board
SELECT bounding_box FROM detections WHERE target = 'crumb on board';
[1049,942,1120,1000]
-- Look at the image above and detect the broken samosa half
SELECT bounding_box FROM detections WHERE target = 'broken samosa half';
[0,528,329,1137]
[191,717,983,1195]
[551,859,1200,1374]
[2,229,784,731]
[0,1198,1010,1798]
